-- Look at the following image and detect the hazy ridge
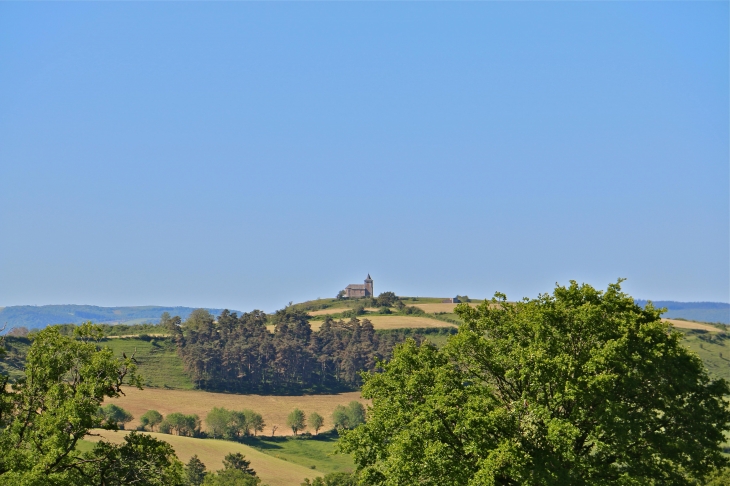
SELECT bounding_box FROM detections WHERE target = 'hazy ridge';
[0,305,237,329]
[635,300,730,324]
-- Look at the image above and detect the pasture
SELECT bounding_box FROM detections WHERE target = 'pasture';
[105,387,365,435]
[86,430,323,486]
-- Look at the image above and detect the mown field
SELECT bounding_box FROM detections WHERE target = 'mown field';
[106,387,365,436]
[85,430,327,486]
[309,315,456,331]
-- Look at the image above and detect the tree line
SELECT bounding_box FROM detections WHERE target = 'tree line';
[169,307,451,393]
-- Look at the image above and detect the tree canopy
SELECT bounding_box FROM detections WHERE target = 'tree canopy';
[339,281,730,485]
[0,323,184,485]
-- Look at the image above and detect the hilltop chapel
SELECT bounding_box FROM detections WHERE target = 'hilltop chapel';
[343,274,374,298]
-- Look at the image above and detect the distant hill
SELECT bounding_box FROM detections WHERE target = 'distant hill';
[635,300,730,324]
[0,305,237,330]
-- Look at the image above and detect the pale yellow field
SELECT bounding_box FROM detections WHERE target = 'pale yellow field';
[410,303,480,313]
[106,387,365,435]
[306,315,456,331]
[663,318,722,332]
[86,429,321,486]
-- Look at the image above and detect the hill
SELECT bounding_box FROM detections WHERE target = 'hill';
[635,300,730,324]
[0,305,236,330]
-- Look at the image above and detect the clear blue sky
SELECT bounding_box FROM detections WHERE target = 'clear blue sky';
[1,2,727,312]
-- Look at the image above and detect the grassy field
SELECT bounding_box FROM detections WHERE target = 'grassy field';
[106,387,365,435]
[679,329,730,383]
[100,337,194,389]
[86,429,323,486]
[242,431,353,474]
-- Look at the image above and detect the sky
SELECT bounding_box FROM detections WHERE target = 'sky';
[0,2,728,312]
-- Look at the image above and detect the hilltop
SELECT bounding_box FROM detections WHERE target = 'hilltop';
[0,305,236,330]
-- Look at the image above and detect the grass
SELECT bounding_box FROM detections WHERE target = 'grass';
[105,387,365,435]
[679,329,730,383]
[242,431,354,474]
[86,429,322,486]
[100,337,194,389]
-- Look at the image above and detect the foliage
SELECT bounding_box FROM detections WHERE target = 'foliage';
[339,281,730,485]
[706,467,730,486]
[0,322,185,484]
[159,412,201,437]
[332,401,366,431]
[80,431,184,485]
[288,408,307,435]
[375,292,398,308]
[202,468,261,486]
[245,410,266,436]
[205,407,265,439]
[223,452,257,476]
[309,412,325,435]
[100,403,134,429]
[175,309,427,393]
[301,472,358,486]
[186,454,208,486]
[141,409,164,431]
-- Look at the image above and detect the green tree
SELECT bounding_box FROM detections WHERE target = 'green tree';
[81,432,184,485]
[186,455,207,486]
[206,407,233,439]
[223,452,256,476]
[375,292,398,307]
[287,408,306,435]
[244,410,265,436]
[203,468,260,486]
[161,412,200,437]
[332,402,365,430]
[141,409,164,431]
[332,405,349,430]
[339,281,730,485]
[301,472,358,486]
[100,403,134,429]
[0,322,184,485]
[309,412,325,435]
[346,402,365,428]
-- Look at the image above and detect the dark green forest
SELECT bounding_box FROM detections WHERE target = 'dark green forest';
[173,308,455,393]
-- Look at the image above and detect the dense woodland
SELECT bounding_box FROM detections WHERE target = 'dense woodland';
[171,308,452,393]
